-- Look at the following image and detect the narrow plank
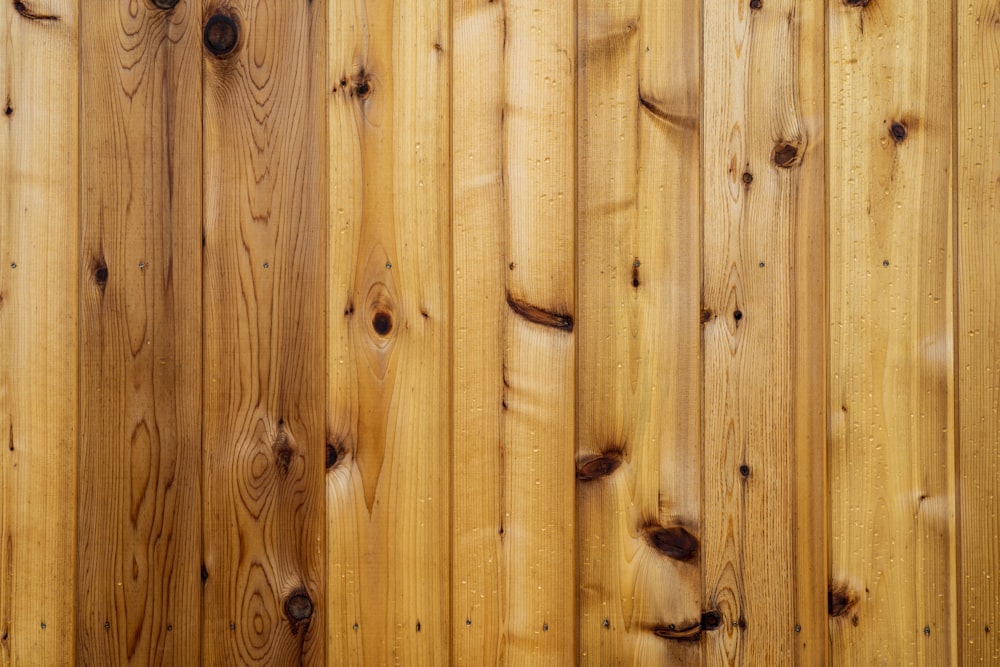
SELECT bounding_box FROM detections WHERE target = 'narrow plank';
[701,0,826,663]
[326,0,451,663]
[76,0,201,664]
[576,0,702,664]
[0,1,77,664]
[452,0,577,663]
[828,1,956,664]
[201,1,326,663]
[957,0,999,661]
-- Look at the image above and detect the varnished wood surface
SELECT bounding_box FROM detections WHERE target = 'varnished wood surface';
[0,1,995,665]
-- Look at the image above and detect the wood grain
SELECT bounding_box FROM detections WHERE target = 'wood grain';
[201,1,326,664]
[576,0,702,664]
[77,0,201,664]
[957,0,1000,662]
[0,1,77,664]
[701,0,826,663]
[828,1,956,664]
[326,0,451,664]
[452,0,577,663]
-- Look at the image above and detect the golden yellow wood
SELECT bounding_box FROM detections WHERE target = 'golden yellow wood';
[702,0,826,663]
[76,0,202,663]
[202,1,326,663]
[577,0,702,664]
[452,0,577,663]
[327,0,451,663]
[0,1,77,664]
[828,1,956,664]
[958,1,1000,661]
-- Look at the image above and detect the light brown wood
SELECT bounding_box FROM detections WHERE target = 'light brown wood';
[201,1,326,663]
[0,1,77,664]
[701,0,826,663]
[957,0,1000,661]
[576,0,702,664]
[326,0,451,664]
[828,1,956,664]
[452,0,577,663]
[76,0,201,664]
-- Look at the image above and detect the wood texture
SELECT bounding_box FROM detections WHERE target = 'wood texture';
[201,1,326,664]
[701,0,826,664]
[828,1,956,664]
[0,1,77,664]
[576,1,702,664]
[958,0,1000,662]
[77,0,201,664]
[452,0,577,663]
[326,0,451,664]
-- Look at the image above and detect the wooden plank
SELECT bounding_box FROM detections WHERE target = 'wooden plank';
[326,0,451,664]
[201,1,326,664]
[451,0,577,663]
[576,0,702,664]
[76,0,201,664]
[957,0,1000,662]
[701,0,826,663]
[0,1,77,664]
[828,1,956,664]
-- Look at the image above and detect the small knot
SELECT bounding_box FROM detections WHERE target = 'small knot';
[701,610,722,631]
[890,121,907,143]
[646,525,699,561]
[285,591,314,626]
[773,142,802,168]
[372,310,393,336]
[204,14,239,57]
[152,0,179,8]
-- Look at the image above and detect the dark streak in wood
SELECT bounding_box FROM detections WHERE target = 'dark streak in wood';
[645,525,699,561]
[12,1,58,21]
[638,92,698,129]
[8,423,12,451]
[828,582,859,617]
[651,622,701,641]
[506,293,573,332]
[272,423,294,476]
[151,0,179,9]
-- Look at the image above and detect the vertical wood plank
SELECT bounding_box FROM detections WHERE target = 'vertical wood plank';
[202,1,326,663]
[0,1,77,664]
[701,0,826,663]
[77,0,201,664]
[452,0,577,663]
[326,0,451,663]
[828,1,956,664]
[957,0,999,662]
[576,0,702,664]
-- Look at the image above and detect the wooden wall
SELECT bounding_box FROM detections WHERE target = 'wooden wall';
[0,0,997,665]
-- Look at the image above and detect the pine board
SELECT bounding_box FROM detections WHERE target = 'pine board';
[828,1,957,664]
[201,1,326,663]
[77,1,202,664]
[701,0,827,663]
[957,0,1000,662]
[0,1,78,664]
[576,0,702,664]
[452,0,577,663]
[326,0,452,664]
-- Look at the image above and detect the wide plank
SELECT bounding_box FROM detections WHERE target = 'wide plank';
[452,0,577,663]
[0,1,78,664]
[701,0,826,663]
[202,1,326,663]
[326,0,451,663]
[828,1,956,664]
[577,0,702,664]
[77,0,202,663]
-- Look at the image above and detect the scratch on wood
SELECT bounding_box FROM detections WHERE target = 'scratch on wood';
[13,1,58,21]
[638,92,697,130]
[506,293,573,332]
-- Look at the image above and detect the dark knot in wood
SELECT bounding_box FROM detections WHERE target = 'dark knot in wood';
[701,610,722,631]
[828,583,859,617]
[773,142,802,168]
[576,452,623,481]
[646,525,698,561]
[204,14,238,57]
[285,591,314,627]
[890,122,907,143]
[151,0,179,9]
